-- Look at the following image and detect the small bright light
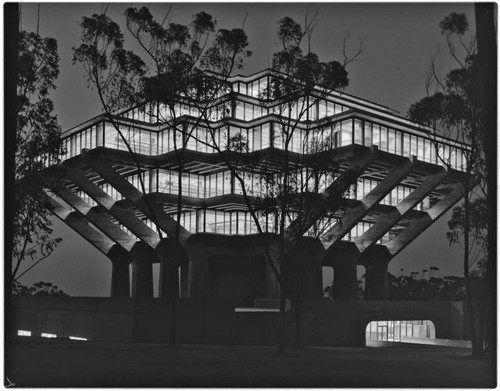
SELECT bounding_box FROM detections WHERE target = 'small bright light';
[41,333,57,338]
[69,336,87,341]
[17,330,31,336]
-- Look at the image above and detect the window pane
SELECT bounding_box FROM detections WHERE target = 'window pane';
[380,127,388,151]
[340,120,352,146]
[395,131,402,155]
[354,119,363,144]
[388,128,396,153]
[371,124,380,148]
[261,124,270,148]
[364,122,372,146]
[403,133,410,156]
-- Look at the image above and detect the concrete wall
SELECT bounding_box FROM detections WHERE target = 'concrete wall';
[8,297,470,347]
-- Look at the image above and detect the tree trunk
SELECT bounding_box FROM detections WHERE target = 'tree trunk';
[474,2,496,357]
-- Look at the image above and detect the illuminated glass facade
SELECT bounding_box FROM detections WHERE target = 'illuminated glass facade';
[60,70,469,241]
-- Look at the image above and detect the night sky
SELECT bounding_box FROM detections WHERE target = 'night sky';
[18,3,474,296]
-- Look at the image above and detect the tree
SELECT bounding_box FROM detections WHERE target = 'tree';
[474,2,496,359]
[72,6,251,347]
[203,14,362,352]
[407,12,488,356]
[13,30,63,285]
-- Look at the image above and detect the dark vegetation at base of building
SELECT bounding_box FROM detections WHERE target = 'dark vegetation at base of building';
[12,281,68,297]
[325,271,487,301]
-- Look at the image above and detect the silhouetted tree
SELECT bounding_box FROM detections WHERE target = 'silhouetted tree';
[408,12,488,356]
[13,30,63,285]
[73,6,250,347]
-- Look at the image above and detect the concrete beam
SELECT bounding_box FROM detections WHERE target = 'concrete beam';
[64,211,116,254]
[43,179,137,251]
[356,166,448,252]
[84,154,191,244]
[54,165,160,248]
[385,182,465,256]
[285,146,378,243]
[321,156,413,249]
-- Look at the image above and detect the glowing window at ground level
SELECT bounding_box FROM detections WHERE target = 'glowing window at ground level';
[366,320,436,344]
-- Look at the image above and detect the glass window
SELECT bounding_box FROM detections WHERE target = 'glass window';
[417,137,424,160]
[395,131,402,155]
[273,123,284,149]
[364,122,372,146]
[326,100,334,117]
[186,130,196,151]
[410,135,417,156]
[244,103,253,121]
[205,210,216,233]
[253,126,261,150]
[372,124,380,147]
[104,124,117,149]
[219,127,228,150]
[340,120,353,146]
[423,139,431,162]
[318,100,327,119]
[261,123,270,148]
[388,129,396,153]
[380,127,388,151]
[429,142,436,164]
[401,133,409,156]
[235,102,244,120]
[354,120,363,145]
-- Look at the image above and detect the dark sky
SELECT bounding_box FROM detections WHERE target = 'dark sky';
[19,2,474,296]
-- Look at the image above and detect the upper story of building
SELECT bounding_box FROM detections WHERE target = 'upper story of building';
[59,69,469,172]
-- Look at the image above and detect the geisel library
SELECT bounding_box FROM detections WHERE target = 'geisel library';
[17,70,472,346]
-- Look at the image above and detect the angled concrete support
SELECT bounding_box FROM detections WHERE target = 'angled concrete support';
[321,157,413,248]
[130,242,156,298]
[385,182,465,256]
[56,165,160,248]
[108,245,132,298]
[285,146,377,241]
[324,242,360,300]
[43,177,137,251]
[356,166,448,252]
[359,245,392,300]
[84,154,191,243]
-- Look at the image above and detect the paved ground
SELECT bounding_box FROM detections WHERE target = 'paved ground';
[5,338,496,387]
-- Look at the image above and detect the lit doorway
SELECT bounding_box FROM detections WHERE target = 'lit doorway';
[365,320,436,347]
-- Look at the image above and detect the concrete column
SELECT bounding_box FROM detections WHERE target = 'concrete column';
[284,238,325,300]
[324,242,360,300]
[130,242,155,298]
[157,239,188,301]
[264,260,280,299]
[185,245,209,299]
[108,245,131,298]
[360,245,392,300]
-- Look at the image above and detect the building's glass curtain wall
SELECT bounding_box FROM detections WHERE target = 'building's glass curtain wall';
[61,71,469,238]
[62,117,467,171]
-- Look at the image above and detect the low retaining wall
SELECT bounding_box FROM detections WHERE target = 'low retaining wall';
[8,297,468,346]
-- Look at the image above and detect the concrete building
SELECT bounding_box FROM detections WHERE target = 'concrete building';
[32,69,469,304]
